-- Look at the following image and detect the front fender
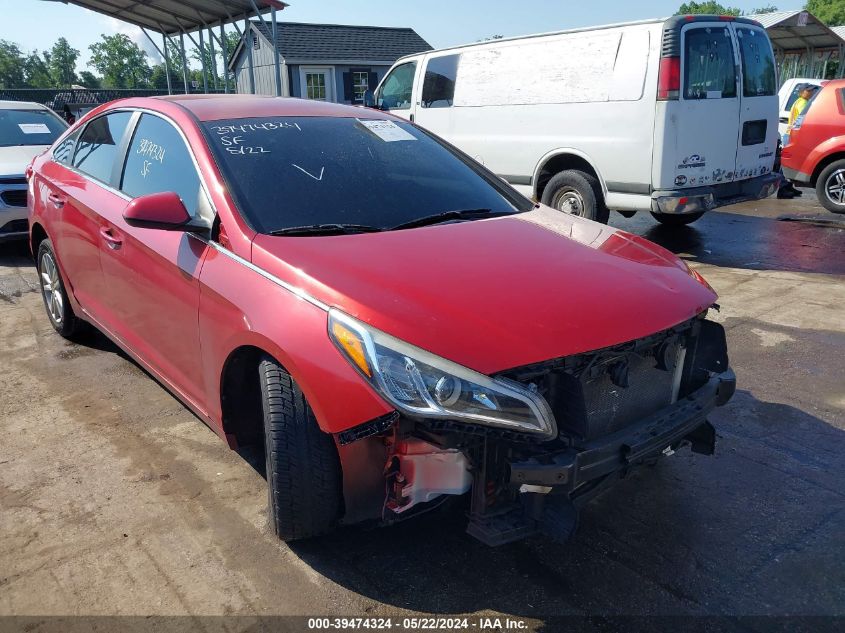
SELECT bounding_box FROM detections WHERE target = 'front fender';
[198,244,393,439]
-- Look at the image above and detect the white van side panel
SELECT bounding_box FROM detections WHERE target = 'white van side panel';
[411,23,660,203]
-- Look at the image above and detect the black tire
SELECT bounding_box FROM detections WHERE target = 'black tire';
[541,170,610,224]
[815,159,845,214]
[37,238,81,338]
[616,210,637,218]
[650,211,705,226]
[259,356,343,541]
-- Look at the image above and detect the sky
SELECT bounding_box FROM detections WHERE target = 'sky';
[0,0,802,73]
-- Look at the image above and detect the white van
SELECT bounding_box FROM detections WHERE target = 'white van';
[373,15,781,226]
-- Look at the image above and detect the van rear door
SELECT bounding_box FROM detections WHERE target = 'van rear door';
[658,21,740,190]
[733,24,778,181]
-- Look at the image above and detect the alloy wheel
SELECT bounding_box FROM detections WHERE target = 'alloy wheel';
[40,251,63,325]
[824,169,845,205]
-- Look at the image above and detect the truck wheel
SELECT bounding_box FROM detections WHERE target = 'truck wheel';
[816,160,845,214]
[37,239,81,338]
[541,170,610,224]
[259,355,343,541]
[650,211,705,226]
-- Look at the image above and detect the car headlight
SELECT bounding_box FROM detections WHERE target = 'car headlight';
[328,309,557,439]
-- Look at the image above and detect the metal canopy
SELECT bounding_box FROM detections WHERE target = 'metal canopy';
[750,10,845,52]
[45,0,289,35]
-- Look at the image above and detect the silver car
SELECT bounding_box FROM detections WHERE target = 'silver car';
[0,101,67,242]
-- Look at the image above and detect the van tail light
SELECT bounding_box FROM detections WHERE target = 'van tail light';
[658,57,680,100]
[718,15,736,21]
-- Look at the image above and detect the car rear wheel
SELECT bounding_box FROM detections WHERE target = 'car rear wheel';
[541,170,610,224]
[816,160,845,214]
[650,211,705,226]
[259,355,343,541]
[37,239,81,338]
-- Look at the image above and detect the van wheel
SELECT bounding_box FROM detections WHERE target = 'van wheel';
[816,160,845,214]
[259,355,343,541]
[542,170,609,224]
[650,211,705,226]
[37,239,81,338]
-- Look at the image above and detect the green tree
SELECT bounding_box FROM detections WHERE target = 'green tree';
[805,0,845,25]
[78,70,101,89]
[89,33,150,88]
[48,37,79,87]
[676,1,742,15]
[23,51,53,87]
[0,39,25,88]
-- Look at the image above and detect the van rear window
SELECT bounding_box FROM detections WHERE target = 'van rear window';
[736,27,776,97]
[683,27,736,100]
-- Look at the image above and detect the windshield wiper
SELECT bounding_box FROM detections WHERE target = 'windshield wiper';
[269,223,384,236]
[391,208,516,231]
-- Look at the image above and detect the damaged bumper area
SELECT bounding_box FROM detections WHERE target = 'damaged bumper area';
[337,316,735,546]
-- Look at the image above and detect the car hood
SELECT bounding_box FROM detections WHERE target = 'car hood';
[252,206,717,374]
[0,145,49,176]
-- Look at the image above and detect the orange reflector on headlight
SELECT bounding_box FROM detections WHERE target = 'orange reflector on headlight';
[331,321,372,377]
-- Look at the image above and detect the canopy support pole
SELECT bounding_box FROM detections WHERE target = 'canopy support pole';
[179,32,190,94]
[271,5,282,96]
[219,24,230,93]
[198,27,209,93]
[208,27,218,92]
[245,15,256,94]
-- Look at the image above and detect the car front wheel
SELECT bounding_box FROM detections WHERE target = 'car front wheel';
[816,159,845,214]
[37,238,80,338]
[259,355,343,541]
[541,170,610,224]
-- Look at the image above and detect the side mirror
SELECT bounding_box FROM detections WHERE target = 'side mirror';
[363,89,376,109]
[123,191,193,231]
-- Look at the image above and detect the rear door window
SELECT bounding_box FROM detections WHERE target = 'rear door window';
[53,129,81,166]
[120,113,209,221]
[736,27,776,97]
[422,54,460,108]
[376,61,416,111]
[73,112,133,184]
[683,26,737,100]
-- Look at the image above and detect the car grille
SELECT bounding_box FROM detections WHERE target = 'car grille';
[576,345,679,437]
[0,218,28,234]
[1,190,27,207]
[501,327,690,442]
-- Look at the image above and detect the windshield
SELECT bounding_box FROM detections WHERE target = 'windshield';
[0,108,66,147]
[202,116,531,234]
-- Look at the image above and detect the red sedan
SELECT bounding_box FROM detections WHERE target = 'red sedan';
[28,95,735,545]
[782,78,845,213]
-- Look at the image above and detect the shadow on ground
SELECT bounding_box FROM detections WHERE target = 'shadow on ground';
[610,208,845,275]
[288,388,845,618]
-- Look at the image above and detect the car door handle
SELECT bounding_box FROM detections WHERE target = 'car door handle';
[99,227,123,250]
[48,193,66,208]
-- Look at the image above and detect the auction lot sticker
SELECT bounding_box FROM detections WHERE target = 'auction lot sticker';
[357,119,416,142]
[18,123,51,134]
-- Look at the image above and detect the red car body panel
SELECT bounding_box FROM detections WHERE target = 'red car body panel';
[29,95,717,446]
[782,78,845,181]
[252,210,715,375]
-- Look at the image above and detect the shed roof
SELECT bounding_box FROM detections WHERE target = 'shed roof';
[240,21,432,65]
[40,0,288,35]
[748,10,845,51]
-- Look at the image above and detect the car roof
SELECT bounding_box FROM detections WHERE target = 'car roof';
[0,100,51,111]
[148,94,396,122]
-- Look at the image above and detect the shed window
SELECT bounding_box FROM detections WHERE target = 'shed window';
[352,71,370,103]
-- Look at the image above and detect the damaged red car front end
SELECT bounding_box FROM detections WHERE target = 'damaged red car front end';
[30,96,734,546]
